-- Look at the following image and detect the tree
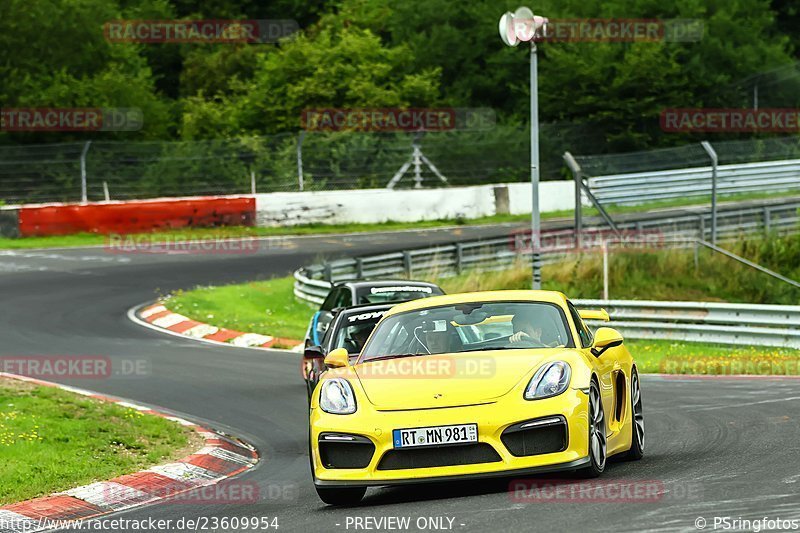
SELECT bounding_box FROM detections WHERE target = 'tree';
[0,0,175,143]
[180,19,441,138]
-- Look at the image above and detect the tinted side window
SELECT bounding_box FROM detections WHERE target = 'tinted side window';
[567,301,593,348]
[320,288,341,311]
[335,288,353,308]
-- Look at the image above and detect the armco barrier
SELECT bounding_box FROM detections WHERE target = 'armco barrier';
[293,199,800,348]
[575,299,800,349]
[294,270,800,348]
[587,159,800,206]
[4,196,256,237]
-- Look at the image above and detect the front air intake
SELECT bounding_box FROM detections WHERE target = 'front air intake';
[318,433,375,469]
[377,443,502,470]
[501,416,568,457]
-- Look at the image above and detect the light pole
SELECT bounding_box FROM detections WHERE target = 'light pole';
[499,7,548,289]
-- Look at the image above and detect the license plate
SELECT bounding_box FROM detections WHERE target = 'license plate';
[393,423,478,448]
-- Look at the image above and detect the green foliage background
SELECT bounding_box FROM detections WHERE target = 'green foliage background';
[1,0,799,199]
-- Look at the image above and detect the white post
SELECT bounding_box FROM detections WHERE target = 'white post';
[251,171,256,194]
[297,131,306,191]
[413,143,423,189]
[102,181,110,201]
[498,8,546,289]
[530,41,541,289]
[602,240,609,300]
[700,141,718,245]
[80,141,92,203]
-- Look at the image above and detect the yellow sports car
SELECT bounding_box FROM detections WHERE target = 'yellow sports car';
[309,290,644,505]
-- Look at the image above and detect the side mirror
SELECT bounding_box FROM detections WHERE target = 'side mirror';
[304,345,325,359]
[324,347,350,368]
[591,327,623,357]
[579,309,610,322]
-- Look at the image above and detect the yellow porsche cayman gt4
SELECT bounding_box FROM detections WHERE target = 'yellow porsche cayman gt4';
[309,290,644,505]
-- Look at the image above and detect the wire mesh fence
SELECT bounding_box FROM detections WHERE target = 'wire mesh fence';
[572,135,800,207]
[3,125,800,206]
[573,135,800,177]
[0,124,598,204]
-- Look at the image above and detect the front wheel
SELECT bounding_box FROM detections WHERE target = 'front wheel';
[578,379,606,478]
[314,485,366,506]
[624,368,645,460]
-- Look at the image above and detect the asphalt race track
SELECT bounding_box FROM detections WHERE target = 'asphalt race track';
[2,223,799,532]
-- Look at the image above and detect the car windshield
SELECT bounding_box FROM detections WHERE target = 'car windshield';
[357,285,441,305]
[360,301,572,361]
[330,310,386,354]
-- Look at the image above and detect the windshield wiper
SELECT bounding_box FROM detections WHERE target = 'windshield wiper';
[361,353,428,363]
[456,346,524,353]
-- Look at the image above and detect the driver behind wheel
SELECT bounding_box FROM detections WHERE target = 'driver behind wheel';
[423,328,451,354]
[509,312,544,345]
[343,324,373,354]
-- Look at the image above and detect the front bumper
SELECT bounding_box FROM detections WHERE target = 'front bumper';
[310,388,590,486]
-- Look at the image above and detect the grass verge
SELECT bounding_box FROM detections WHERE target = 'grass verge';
[0,377,203,505]
[0,212,539,250]
[168,276,315,341]
[435,234,800,305]
[627,339,799,376]
[2,188,795,250]
[163,278,800,375]
[163,234,800,369]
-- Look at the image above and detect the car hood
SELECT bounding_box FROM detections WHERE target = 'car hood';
[353,349,574,410]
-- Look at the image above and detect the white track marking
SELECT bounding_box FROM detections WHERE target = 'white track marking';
[64,482,151,511]
[151,313,189,329]
[229,333,273,347]
[126,302,296,353]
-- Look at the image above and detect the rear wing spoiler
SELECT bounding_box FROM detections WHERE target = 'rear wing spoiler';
[578,309,610,322]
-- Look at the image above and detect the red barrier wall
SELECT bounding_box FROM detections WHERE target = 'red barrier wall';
[17,196,256,237]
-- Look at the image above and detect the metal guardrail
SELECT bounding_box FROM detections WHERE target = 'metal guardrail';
[295,200,800,289]
[574,299,800,349]
[587,159,800,205]
[609,200,800,241]
[294,270,800,348]
[293,201,800,348]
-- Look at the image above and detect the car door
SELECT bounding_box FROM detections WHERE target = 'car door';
[308,288,341,346]
[313,287,351,345]
[567,301,616,432]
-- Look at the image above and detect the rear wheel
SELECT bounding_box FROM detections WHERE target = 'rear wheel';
[314,485,366,506]
[624,368,645,460]
[579,379,606,477]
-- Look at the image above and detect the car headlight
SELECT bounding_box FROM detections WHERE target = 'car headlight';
[524,361,571,400]
[319,378,357,414]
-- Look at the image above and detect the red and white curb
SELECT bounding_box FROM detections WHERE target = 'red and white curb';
[130,302,303,352]
[0,373,258,532]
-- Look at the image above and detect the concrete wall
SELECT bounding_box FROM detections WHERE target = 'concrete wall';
[1,196,255,237]
[506,182,578,215]
[0,181,580,236]
[256,181,576,226]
